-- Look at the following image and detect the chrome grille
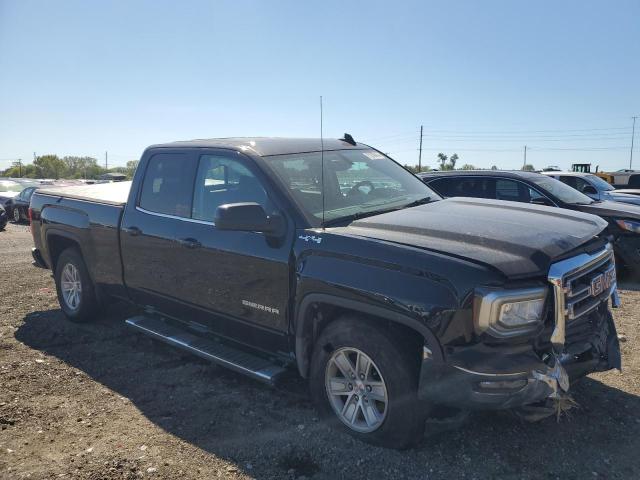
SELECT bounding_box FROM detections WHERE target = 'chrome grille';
[547,244,616,350]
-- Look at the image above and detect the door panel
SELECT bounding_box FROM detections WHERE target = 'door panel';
[120,152,198,318]
[121,149,292,354]
[171,152,292,352]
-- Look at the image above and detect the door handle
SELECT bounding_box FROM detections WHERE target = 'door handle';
[128,226,142,237]
[177,238,201,249]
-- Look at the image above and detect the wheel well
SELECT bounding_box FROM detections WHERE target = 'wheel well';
[297,301,429,378]
[48,235,80,271]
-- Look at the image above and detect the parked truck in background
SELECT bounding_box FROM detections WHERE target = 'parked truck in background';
[30,137,621,448]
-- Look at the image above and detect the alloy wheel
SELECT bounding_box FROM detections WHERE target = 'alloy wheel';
[61,263,82,311]
[324,347,388,433]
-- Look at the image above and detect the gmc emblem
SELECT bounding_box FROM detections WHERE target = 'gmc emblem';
[590,267,616,297]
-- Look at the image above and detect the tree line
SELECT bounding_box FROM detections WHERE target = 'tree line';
[403,152,535,173]
[2,155,139,180]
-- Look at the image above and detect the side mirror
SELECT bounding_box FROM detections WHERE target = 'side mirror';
[582,185,598,195]
[530,197,553,207]
[214,203,281,234]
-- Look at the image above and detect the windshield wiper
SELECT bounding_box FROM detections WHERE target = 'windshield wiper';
[402,196,432,208]
[322,209,388,227]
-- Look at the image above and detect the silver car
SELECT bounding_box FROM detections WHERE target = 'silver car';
[541,171,640,207]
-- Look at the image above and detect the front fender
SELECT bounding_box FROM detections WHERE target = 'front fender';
[291,230,504,377]
[294,292,446,377]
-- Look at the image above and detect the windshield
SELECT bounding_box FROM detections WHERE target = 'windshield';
[265,149,439,225]
[587,175,615,191]
[530,176,594,205]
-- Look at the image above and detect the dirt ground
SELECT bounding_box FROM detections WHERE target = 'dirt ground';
[1,222,639,480]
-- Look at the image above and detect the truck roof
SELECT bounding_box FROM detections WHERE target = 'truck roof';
[147,137,368,157]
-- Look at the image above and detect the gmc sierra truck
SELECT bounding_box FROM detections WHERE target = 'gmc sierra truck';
[30,137,621,448]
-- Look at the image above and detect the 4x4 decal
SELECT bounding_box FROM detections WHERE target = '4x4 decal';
[298,234,322,244]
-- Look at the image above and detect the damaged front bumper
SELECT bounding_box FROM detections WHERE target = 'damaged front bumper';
[418,306,621,411]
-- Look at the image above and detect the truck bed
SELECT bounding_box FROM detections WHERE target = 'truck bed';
[36,181,131,206]
[30,182,130,299]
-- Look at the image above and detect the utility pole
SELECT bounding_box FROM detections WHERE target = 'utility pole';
[105,151,108,170]
[418,125,424,173]
[631,116,638,170]
[12,159,23,177]
[523,145,527,169]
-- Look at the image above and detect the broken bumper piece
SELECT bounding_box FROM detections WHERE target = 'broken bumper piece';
[418,311,620,410]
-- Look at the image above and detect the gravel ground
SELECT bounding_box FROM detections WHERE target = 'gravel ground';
[1,222,639,479]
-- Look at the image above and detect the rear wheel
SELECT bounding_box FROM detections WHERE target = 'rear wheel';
[309,316,427,449]
[12,208,20,223]
[54,248,100,322]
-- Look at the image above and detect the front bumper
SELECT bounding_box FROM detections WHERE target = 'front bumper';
[418,307,620,410]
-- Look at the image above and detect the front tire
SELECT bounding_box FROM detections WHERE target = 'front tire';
[54,248,100,322]
[12,208,20,223]
[309,316,427,449]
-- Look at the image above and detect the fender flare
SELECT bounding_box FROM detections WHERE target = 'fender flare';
[44,228,85,266]
[294,293,444,378]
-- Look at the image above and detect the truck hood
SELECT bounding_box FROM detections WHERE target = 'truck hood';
[335,198,607,279]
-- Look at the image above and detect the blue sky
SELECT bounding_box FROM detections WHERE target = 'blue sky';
[0,0,638,172]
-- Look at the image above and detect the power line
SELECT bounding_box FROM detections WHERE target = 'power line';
[415,126,632,134]
[388,145,631,154]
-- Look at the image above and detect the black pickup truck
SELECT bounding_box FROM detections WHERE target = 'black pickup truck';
[30,137,621,448]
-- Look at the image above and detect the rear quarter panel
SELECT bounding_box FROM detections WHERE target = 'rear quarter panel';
[31,193,126,297]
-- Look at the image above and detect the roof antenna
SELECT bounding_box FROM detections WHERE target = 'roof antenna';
[320,96,326,229]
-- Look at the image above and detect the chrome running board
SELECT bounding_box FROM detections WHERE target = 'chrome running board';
[125,315,287,385]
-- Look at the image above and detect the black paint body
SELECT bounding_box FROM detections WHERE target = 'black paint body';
[28,139,619,410]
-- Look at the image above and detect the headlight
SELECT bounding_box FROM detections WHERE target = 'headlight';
[499,299,545,327]
[615,219,640,234]
[474,287,547,338]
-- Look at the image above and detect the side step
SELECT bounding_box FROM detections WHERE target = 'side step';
[125,315,287,385]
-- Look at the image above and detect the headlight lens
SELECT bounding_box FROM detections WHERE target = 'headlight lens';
[499,298,546,327]
[474,287,547,338]
[616,219,640,234]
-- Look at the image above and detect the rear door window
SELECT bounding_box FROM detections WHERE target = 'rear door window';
[139,153,197,217]
[428,177,495,198]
